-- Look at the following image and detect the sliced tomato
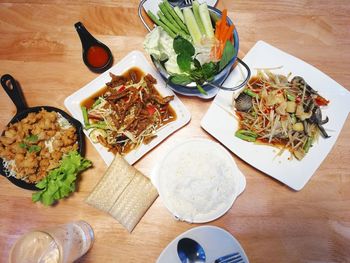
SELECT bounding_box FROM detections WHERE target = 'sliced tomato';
[315,95,329,106]
[146,105,157,115]
[118,85,126,92]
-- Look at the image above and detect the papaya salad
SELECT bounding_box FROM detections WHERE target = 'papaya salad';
[144,0,236,94]
[81,67,176,155]
[234,70,330,160]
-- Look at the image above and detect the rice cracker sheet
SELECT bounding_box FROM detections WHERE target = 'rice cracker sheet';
[85,154,158,232]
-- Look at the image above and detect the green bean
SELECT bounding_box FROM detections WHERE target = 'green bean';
[85,122,107,130]
[163,0,189,34]
[303,137,313,153]
[147,11,176,38]
[92,98,102,108]
[286,92,296,101]
[244,89,259,98]
[196,83,207,95]
[158,11,180,33]
[158,11,190,39]
[159,3,182,32]
[81,106,89,126]
[235,129,258,142]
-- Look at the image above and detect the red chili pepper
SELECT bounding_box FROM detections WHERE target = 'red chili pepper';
[118,85,126,92]
[146,105,156,115]
[315,95,329,106]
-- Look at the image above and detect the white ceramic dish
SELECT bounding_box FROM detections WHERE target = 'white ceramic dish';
[64,50,191,165]
[151,138,246,223]
[201,40,350,191]
[156,225,249,263]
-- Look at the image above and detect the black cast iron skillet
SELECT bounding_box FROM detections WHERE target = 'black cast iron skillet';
[0,74,85,191]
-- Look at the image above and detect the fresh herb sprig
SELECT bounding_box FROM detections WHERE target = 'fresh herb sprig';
[169,36,236,94]
[19,135,41,153]
[32,151,92,206]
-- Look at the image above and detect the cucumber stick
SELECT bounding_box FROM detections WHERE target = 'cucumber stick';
[192,1,206,35]
[198,3,214,38]
[183,7,202,45]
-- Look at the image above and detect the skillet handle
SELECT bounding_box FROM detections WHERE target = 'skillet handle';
[1,74,28,112]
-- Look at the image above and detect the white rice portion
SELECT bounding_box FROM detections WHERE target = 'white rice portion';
[158,140,237,223]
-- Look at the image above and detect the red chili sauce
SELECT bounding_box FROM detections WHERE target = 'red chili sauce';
[86,45,109,68]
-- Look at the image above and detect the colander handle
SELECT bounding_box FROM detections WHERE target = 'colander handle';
[207,58,251,91]
[138,0,152,32]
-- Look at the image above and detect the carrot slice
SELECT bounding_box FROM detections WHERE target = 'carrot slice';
[215,20,221,38]
[221,9,227,26]
[217,9,227,40]
[212,9,233,59]
[223,24,234,43]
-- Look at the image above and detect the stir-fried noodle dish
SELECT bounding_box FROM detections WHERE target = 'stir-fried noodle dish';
[234,69,330,160]
[81,67,176,154]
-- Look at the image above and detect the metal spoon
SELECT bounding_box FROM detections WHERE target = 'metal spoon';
[177,238,206,263]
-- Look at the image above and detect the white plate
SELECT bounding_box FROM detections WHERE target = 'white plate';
[64,50,191,166]
[143,0,218,16]
[151,138,246,223]
[156,225,249,263]
[201,40,350,191]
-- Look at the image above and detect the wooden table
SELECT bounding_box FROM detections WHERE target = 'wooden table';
[1,0,349,262]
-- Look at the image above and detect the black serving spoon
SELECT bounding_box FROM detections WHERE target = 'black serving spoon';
[0,74,85,190]
[75,22,113,73]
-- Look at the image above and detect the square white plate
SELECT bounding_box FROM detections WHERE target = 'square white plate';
[201,41,350,191]
[64,50,191,166]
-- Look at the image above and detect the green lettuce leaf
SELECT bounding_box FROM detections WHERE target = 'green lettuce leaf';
[32,151,92,206]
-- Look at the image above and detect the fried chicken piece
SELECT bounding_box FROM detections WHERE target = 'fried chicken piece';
[0,109,78,183]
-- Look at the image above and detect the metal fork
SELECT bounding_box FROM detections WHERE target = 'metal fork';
[214,252,244,263]
[184,0,193,5]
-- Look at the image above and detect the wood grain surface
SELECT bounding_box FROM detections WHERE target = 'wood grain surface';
[0,0,349,262]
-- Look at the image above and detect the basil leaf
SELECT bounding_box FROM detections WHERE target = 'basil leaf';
[219,41,236,71]
[177,53,192,72]
[193,58,201,69]
[19,142,27,149]
[28,145,41,153]
[26,135,38,143]
[202,62,218,79]
[189,68,202,79]
[173,36,195,56]
[169,74,192,85]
